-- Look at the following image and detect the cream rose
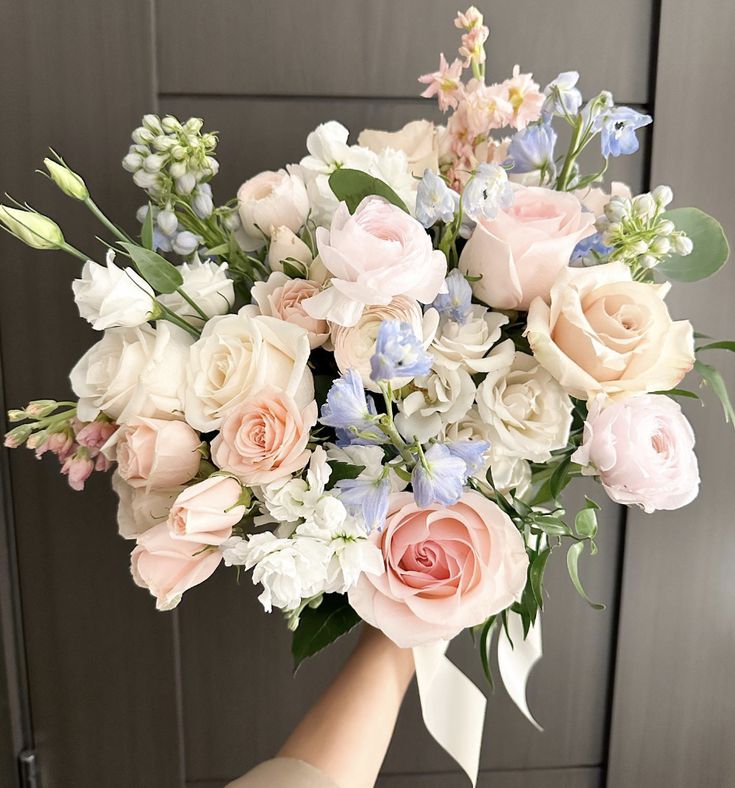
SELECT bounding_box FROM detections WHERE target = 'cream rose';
[331,297,439,392]
[158,257,234,326]
[251,272,329,349]
[476,347,573,461]
[358,120,440,177]
[459,185,595,310]
[211,388,318,485]
[70,323,191,424]
[184,310,314,431]
[112,472,183,539]
[526,262,695,400]
[430,306,509,373]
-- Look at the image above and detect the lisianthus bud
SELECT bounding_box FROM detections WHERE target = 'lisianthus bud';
[44,159,89,201]
[132,126,154,145]
[142,114,163,134]
[0,206,64,250]
[122,152,144,172]
[25,399,58,418]
[6,409,26,422]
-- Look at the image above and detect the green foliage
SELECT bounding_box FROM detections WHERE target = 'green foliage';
[120,242,183,294]
[328,168,408,214]
[291,594,361,672]
[694,359,735,424]
[326,461,365,486]
[654,388,700,400]
[477,615,497,690]
[140,205,154,251]
[566,541,605,610]
[657,207,730,282]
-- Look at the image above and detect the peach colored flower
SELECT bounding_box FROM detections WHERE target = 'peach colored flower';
[502,66,544,130]
[211,389,318,485]
[168,476,245,545]
[348,491,528,647]
[418,53,464,112]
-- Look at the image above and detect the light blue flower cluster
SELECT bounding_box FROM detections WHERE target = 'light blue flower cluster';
[506,123,558,175]
[542,71,583,119]
[370,321,432,384]
[336,475,391,532]
[320,369,384,444]
[415,171,460,228]
[412,440,491,508]
[595,106,652,159]
[463,163,514,221]
[431,269,473,324]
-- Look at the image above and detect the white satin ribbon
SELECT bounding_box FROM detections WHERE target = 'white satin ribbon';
[497,612,544,731]
[412,640,486,787]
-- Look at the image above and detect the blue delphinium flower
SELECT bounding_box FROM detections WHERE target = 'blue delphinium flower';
[415,171,460,228]
[335,475,391,532]
[506,123,558,174]
[412,443,467,508]
[596,106,652,158]
[431,269,473,325]
[445,439,491,477]
[463,163,514,221]
[370,321,432,384]
[571,232,612,264]
[321,369,382,438]
[542,71,583,119]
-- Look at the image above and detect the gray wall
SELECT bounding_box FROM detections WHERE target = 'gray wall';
[0,2,732,787]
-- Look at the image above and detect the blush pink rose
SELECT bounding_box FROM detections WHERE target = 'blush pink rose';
[211,389,318,485]
[302,197,447,327]
[572,394,700,513]
[131,523,223,610]
[348,491,528,647]
[459,185,595,310]
[168,476,246,545]
[103,417,201,490]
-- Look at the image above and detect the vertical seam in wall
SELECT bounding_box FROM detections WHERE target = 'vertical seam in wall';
[642,0,665,192]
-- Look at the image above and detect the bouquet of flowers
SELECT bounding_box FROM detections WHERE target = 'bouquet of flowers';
[3,6,731,781]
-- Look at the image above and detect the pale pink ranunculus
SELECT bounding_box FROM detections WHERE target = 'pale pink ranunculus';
[348,491,528,647]
[526,262,695,400]
[302,197,447,327]
[572,395,700,513]
[358,120,440,177]
[211,389,318,485]
[131,523,224,610]
[103,417,201,490]
[237,169,310,251]
[459,185,595,311]
[251,273,329,349]
[168,476,245,545]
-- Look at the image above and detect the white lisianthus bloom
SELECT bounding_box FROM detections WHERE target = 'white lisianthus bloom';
[431,307,511,373]
[159,256,234,325]
[476,350,573,462]
[184,309,314,432]
[395,359,476,442]
[70,323,192,424]
[331,298,439,392]
[112,472,182,539]
[72,250,155,330]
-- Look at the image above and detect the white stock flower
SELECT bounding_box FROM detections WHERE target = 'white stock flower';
[326,444,408,492]
[70,323,191,424]
[72,250,155,330]
[476,348,573,462]
[112,471,182,539]
[159,256,234,325]
[431,307,511,373]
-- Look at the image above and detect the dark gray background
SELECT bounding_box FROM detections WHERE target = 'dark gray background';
[0,1,733,786]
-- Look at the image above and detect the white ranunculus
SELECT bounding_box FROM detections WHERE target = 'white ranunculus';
[70,323,192,424]
[112,471,182,539]
[159,256,234,325]
[431,307,511,373]
[184,309,314,432]
[395,359,476,442]
[476,349,573,462]
[331,298,439,391]
[72,250,155,330]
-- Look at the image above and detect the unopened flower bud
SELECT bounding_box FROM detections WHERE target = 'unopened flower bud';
[171,145,187,161]
[161,115,181,133]
[604,199,626,223]
[650,236,671,255]
[0,206,64,250]
[156,208,178,236]
[122,152,144,172]
[131,126,154,145]
[640,254,658,269]
[205,156,219,175]
[133,170,160,190]
[223,209,241,231]
[630,240,649,255]
[202,134,217,150]
[658,219,675,236]
[136,204,155,224]
[44,159,89,201]
[4,424,33,448]
[673,235,693,255]
[142,114,163,134]
[633,193,655,219]
[652,185,673,207]
[172,230,201,256]
[25,399,58,418]
[175,173,197,195]
[169,161,187,179]
[151,135,176,153]
[6,409,26,423]
[143,153,167,173]
[184,117,204,134]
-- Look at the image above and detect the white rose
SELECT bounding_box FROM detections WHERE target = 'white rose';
[159,256,234,325]
[237,169,310,250]
[358,119,440,178]
[431,306,510,373]
[70,323,191,424]
[331,297,439,391]
[395,360,476,442]
[184,310,314,432]
[112,471,182,539]
[72,250,154,330]
[476,348,573,461]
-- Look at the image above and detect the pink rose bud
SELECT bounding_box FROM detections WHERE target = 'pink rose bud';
[46,431,75,460]
[168,476,246,546]
[61,452,95,491]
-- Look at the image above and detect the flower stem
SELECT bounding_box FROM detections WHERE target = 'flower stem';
[84,198,134,244]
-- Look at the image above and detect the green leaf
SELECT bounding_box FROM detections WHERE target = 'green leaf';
[326,461,365,486]
[548,454,573,501]
[328,168,409,214]
[206,242,231,256]
[478,615,497,690]
[291,594,361,672]
[574,499,599,539]
[657,207,730,282]
[566,542,605,610]
[141,205,154,251]
[120,242,183,294]
[654,388,700,399]
[696,340,735,353]
[281,258,308,279]
[530,547,552,609]
[694,359,735,424]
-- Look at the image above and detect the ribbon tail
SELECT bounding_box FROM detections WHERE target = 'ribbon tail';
[497,612,544,731]
[413,640,486,786]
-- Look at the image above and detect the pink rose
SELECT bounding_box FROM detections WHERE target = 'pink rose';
[459,185,595,310]
[572,395,700,513]
[131,523,223,610]
[103,417,201,490]
[168,476,245,545]
[348,491,528,647]
[303,197,447,327]
[251,273,329,349]
[211,389,318,485]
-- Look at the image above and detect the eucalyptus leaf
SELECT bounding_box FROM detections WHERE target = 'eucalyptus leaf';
[694,359,735,424]
[141,205,154,251]
[328,168,409,214]
[566,542,605,610]
[120,242,183,294]
[292,594,361,672]
[696,340,735,353]
[657,207,730,282]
